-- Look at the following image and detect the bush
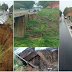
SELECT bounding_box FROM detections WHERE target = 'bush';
[24,31,30,38]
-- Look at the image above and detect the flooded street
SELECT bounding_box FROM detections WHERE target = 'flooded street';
[59,16,72,70]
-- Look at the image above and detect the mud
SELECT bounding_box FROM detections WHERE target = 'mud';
[46,2,59,9]
[29,14,37,20]
[16,48,58,71]
[66,12,72,16]
[0,23,13,71]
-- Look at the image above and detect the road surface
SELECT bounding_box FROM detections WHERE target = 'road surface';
[14,9,38,14]
[0,14,9,24]
[59,15,72,71]
[14,9,29,14]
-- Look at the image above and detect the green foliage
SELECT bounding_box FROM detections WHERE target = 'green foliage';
[59,10,62,17]
[14,8,59,47]
[10,14,13,21]
[14,37,59,47]
[9,5,13,12]
[37,8,59,17]
[51,27,55,31]
[38,1,59,8]
[14,62,24,70]
[14,1,35,9]
[19,62,24,66]
[0,45,4,54]
[24,31,30,38]
[14,65,20,70]
[41,24,43,31]
[1,3,8,11]
[63,7,72,16]
[47,32,52,37]
[63,7,68,16]
[70,16,72,22]
[26,19,38,30]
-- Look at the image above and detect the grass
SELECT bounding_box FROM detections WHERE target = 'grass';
[37,8,59,16]
[14,8,59,47]
[70,16,72,22]
[7,14,13,24]
[14,62,24,70]
[0,45,4,54]
[0,45,4,63]
[14,37,59,47]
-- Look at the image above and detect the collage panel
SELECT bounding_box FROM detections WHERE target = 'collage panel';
[14,1,59,47]
[1,0,72,71]
[0,1,13,71]
[59,1,72,71]
[14,47,58,71]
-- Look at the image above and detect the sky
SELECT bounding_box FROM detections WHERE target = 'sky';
[0,1,13,8]
[60,1,72,12]
[14,47,51,54]
[14,47,28,54]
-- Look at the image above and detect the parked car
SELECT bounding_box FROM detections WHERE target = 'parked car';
[33,9,36,12]
[9,12,12,18]
[64,17,67,19]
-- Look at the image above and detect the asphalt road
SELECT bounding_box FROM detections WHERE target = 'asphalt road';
[14,9,38,14]
[0,14,9,24]
[59,15,72,71]
[14,9,29,14]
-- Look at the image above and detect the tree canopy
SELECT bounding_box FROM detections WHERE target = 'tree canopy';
[59,10,62,17]
[63,7,68,16]
[38,1,59,8]
[14,1,35,9]
[9,5,13,12]
[63,7,72,16]
[1,3,8,11]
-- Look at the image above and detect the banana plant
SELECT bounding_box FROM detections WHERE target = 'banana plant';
[41,24,43,37]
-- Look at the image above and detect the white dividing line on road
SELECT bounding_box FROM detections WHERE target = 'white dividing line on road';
[65,20,72,38]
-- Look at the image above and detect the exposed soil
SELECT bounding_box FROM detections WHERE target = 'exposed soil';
[28,14,59,38]
[15,48,58,71]
[66,12,72,16]
[46,2,59,9]
[0,24,13,71]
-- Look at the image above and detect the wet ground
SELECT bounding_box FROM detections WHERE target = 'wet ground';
[59,16,72,71]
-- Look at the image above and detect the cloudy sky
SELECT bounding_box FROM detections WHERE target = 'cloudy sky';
[14,47,51,54]
[60,1,72,12]
[0,1,13,8]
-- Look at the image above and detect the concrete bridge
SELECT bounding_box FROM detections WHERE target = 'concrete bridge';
[14,13,37,37]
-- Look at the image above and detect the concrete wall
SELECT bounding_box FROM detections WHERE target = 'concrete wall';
[14,13,37,37]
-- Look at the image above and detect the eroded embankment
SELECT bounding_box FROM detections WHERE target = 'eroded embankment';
[0,24,13,71]
[15,48,58,71]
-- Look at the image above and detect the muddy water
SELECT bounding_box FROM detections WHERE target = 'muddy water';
[59,16,72,70]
